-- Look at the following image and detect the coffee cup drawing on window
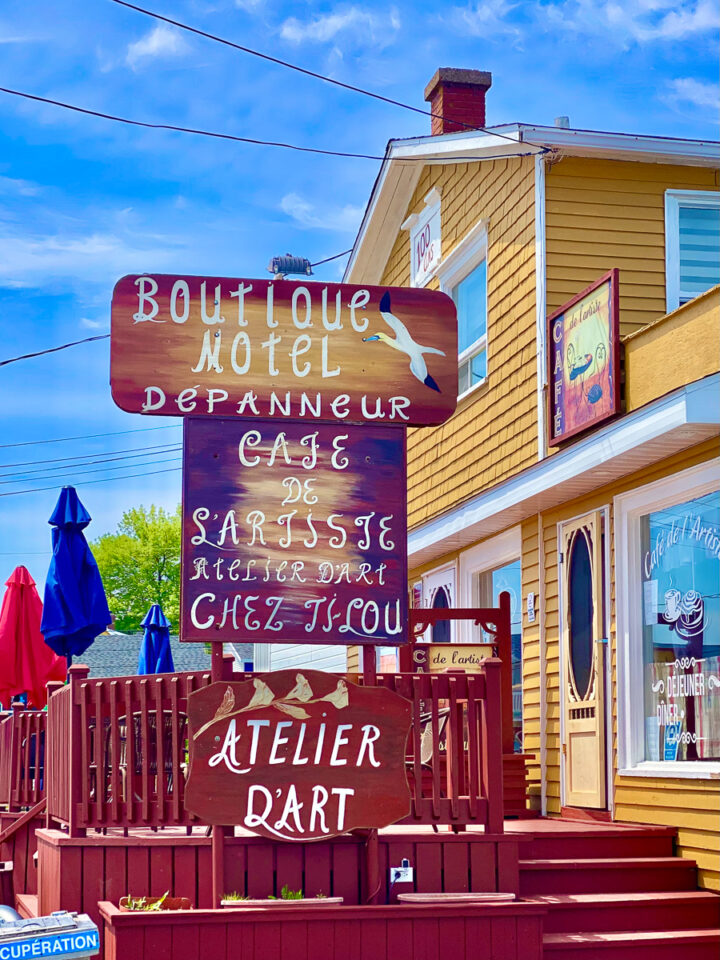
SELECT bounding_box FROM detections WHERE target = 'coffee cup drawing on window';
[658,588,706,759]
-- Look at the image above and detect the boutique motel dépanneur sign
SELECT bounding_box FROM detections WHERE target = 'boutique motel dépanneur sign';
[110,273,457,838]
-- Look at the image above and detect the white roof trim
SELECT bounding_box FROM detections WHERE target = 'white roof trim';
[408,374,720,565]
[344,124,719,284]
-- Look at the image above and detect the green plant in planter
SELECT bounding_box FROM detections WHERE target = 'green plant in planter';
[123,891,169,912]
[222,892,250,901]
[315,893,328,899]
[268,885,303,900]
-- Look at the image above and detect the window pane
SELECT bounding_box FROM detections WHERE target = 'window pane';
[458,349,486,394]
[679,204,720,302]
[640,491,720,762]
[477,560,523,751]
[454,260,487,353]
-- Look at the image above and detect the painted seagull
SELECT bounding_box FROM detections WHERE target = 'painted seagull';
[362,291,446,392]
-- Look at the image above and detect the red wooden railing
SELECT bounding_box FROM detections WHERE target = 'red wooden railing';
[0,705,47,811]
[45,659,504,836]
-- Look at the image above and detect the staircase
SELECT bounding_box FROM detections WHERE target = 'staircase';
[515,822,720,959]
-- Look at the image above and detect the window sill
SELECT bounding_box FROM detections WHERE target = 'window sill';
[618,762,720,781]
[457,377,488,405]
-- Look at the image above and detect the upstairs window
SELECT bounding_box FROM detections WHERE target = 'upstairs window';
[438,221,489,399]
[665,190,720,312]
[453,259,488,396]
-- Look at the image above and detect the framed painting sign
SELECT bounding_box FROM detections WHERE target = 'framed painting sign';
[547,269,621,446]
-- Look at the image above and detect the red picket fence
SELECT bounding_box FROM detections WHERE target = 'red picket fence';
[45,660,504,836]
[0,706,46,811]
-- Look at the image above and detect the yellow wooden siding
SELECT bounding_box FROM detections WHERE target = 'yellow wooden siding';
[624,285,720,411]
[538,438,719,889]
[379,156,538,530]
[546,158,720,335]
[521,517,542,808]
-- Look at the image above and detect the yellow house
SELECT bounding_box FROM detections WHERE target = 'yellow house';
[345,69,720,890]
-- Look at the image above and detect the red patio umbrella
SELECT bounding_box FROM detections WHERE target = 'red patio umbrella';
[0,566,66,708]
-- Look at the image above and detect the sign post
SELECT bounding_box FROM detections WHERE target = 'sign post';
[110,271,458,905]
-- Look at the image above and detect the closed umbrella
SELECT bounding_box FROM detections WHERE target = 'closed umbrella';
[138,603,174,674]
[41,486,111,667]
[0,566,66,708]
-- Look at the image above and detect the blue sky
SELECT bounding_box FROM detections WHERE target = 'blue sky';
[0,0,717,591]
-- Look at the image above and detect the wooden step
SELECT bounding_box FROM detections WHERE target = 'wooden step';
[534,890,720,933]
[544,928,720,960]
[15,893,39,918]
[520,829,675,861]
[520,857,697,896]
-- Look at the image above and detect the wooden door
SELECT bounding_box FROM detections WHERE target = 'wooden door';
[561,511,606,809]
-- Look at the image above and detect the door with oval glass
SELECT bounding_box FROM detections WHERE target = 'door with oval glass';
[560,510,607,809]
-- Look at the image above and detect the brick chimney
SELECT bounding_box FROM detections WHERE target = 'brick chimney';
[424,68,492,136]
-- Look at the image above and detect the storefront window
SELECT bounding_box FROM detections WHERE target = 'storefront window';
[641,491,720,762]
[477,559,523,752]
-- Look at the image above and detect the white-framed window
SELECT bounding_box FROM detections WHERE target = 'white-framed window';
[665,190,720,313]
[437,221,488,399]
[422,562,458,644]
[459,528,523,751]
[615,459,720,779]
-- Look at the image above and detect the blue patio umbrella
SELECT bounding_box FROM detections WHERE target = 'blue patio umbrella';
[40,486,111,666]
[138,603,174,674]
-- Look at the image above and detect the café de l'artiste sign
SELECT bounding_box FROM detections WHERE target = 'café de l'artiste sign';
[182,418,407,645]
[111,274,458,426]
[185,670,412,840]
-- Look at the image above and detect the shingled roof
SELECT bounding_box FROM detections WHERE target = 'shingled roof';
[79,633,253,679]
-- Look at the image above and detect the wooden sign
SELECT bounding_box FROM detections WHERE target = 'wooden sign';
[548,269,621,445]
[181,417,408,644]
[111,275,458,426]
[425,643,493,674]
[185,671,412,839]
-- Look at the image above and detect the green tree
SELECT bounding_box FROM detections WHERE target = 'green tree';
[93,504,181,633]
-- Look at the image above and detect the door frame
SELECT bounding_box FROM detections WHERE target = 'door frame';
[557,505,614,815]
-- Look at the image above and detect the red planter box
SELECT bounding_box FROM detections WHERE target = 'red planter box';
[100,900,545,960]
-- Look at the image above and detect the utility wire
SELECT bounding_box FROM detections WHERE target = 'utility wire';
[0,424,180,451]
[0,333,110,368]
[109,0,550,152]
[311,249,352,267]
[0,86,542,163]
[0,443,182,474]
[0,454,182,485]
[0,466,181,498]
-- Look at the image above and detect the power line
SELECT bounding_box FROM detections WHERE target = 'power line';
[311,249,353,267]
[0,424,180,451]
[109,0,550,152]
[0,86,542,164]
[0,441,181,470]
[0,454,182,486]
[0,334,110,368]
[0,443,182,475]
[0,466,181,498]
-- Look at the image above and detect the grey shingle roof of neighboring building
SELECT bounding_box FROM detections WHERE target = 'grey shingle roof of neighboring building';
[78,633,253,678]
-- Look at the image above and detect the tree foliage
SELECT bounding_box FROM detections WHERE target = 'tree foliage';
[92,504,181,633]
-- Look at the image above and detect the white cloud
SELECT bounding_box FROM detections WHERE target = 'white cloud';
[0,230,182,289]
[665,77,718,109]
[80,316,106,329]
[280,193,363,232]
[126,24,190,69]
[280,6,401,45]
[540,0,719,45]
[446,0,520,38]
[0,175,39,197]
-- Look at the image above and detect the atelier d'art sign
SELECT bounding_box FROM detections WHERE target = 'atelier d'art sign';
[182,418,407,644]
[110,275,458,426]
[548,269,621,446]
[185,670,412,840]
